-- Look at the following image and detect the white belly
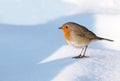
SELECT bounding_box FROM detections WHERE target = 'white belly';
[67,40,88,48]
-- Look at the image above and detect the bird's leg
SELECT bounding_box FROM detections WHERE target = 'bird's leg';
[72,47,85,59]
[73,46,88,59]
[80,46,88,58]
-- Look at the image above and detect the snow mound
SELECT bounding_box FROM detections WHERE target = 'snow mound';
[51,46,120,81]
[39,45,120,81]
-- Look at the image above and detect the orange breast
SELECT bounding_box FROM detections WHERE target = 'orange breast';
[63,28,71,42]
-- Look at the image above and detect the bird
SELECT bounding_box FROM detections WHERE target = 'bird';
[59,22,113,59]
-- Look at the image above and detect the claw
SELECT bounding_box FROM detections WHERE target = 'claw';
[72,55,89,59]
[72,55,82,59]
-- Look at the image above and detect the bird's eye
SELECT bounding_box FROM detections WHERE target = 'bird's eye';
[65,26,68,28]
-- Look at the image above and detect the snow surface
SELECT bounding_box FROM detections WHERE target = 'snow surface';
[40,45,78,64]
[40,45,120,81]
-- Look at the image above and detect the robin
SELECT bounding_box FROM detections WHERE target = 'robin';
[59,22,113,58]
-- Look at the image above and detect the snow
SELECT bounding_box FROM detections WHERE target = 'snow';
[0,13,94,81]
[63,0,120,14]
[1,1,120,81]
[40,45,120,81]
[0,0,76,25]
[40,45,78,64]
[95,14,120,50]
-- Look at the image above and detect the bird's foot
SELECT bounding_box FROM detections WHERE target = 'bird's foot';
[72,55,89,59]
[72,56,81,59]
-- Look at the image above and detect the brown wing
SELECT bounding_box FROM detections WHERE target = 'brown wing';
[74,24,97,39]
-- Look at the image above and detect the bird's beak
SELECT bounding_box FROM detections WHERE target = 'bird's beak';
[59,27,62,29]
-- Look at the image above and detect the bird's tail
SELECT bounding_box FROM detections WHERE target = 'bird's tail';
[97,37,114,42]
